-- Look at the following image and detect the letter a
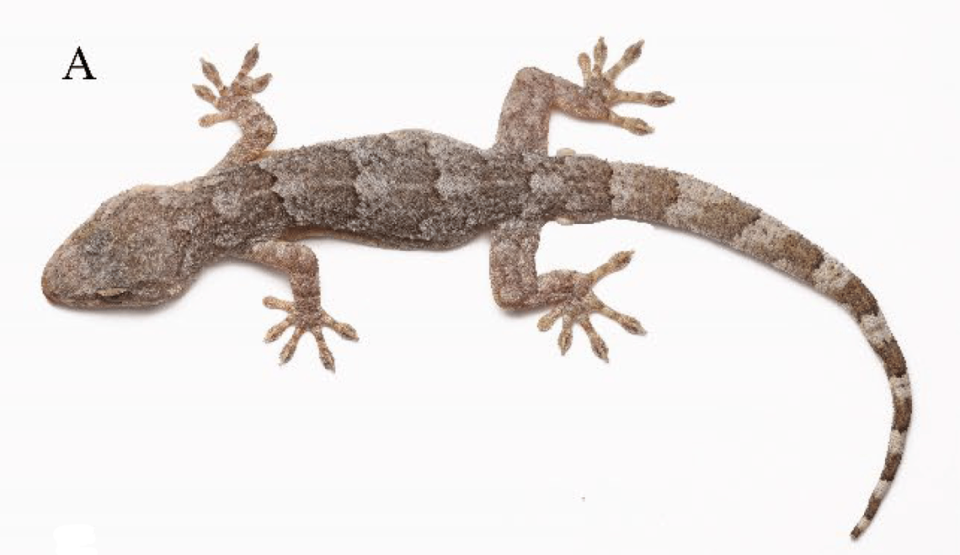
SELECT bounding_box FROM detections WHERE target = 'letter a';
[63,47,96,80]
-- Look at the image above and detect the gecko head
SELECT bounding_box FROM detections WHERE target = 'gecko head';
[42,186,193,309]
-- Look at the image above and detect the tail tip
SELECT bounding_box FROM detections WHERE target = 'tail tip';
[850,516,871,540]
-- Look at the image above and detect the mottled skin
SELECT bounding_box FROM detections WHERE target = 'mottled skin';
[42,40,910,539]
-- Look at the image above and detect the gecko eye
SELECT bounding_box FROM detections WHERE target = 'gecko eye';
[96,287,130,300]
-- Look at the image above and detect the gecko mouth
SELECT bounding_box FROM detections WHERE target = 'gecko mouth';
[96,288,131,302]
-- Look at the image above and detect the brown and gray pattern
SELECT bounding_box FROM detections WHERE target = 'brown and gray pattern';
[611,163,909,538]
[43,39,908,540]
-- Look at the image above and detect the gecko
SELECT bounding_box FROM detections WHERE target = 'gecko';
[41,39,910,539]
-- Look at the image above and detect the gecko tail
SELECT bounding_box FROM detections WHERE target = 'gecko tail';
[848,331,911,539]
[608,162,911,539]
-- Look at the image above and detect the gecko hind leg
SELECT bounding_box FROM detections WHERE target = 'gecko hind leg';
[536,251,646,361]
[490,221,645,361]
[494,36,673,154]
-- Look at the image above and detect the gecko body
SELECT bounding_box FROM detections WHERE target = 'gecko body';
[41,40,910,539]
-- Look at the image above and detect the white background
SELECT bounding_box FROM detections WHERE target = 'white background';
[1,1,958,553]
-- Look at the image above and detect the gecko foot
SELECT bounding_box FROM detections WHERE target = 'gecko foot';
[193,44,273,127]
[577,37,674,135]
[262,296,358,371]
[537,251,646,361]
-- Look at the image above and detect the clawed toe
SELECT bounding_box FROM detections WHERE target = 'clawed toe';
[614,90,674,107]
[600,305,646,335]
[322,314,359,342]
[550,314,610,361]
[580,318,609,361]
[262,295,358,371]
[264,315,294,342]
[278,326,307,364]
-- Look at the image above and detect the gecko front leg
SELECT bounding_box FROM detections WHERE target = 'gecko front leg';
[489,221,644,361]
[193,44,277,173]
[241,241,358,370]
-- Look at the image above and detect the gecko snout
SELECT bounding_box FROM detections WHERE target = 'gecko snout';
[42,240,161,309]
[42,226,138,308]
[41,242,88,307]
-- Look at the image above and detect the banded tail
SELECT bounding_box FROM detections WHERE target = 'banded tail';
[608,162,911,538]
